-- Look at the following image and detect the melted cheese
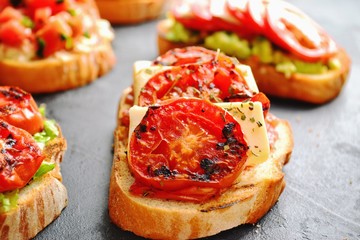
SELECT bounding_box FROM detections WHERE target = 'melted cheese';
[128,101,269,167]
[132,60,259,105]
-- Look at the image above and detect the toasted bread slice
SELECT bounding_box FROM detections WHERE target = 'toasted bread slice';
[0,126,67,240]
[157,19,351,104]
[0,39,115,94]
[108,87,293,239]
[96,0,165,24]
[0,0,116,94]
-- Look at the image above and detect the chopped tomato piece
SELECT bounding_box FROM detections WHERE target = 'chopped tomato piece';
[0,19,28,46]
[0,121,45,192]
[0,86,44,135]
[34,7,52,30]
[24,0,70,17]
[129,98,248,195]
[35,17,72,57]
[0,6,23,23]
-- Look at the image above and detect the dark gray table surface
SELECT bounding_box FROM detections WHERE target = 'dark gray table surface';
[34,0,360,239]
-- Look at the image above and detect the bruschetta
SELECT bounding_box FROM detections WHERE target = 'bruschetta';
[0,0,115,93]
[108,47,293,239]
[0,86,67,240]
[95,0,165,24]
[157,0,351,104]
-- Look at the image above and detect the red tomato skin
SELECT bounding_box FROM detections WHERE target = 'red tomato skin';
[129,98,248,193]
[0,121,45,193]
[264,1,337,62]
[0,19,28,46]
[142,52,252,106]
[0,0,10,11]
[0,86,44,135]
[246,0,267,34]
[153,46,217,66]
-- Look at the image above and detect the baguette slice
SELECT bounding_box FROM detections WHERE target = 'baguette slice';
[108,87,293,239]
[157,19,351,104]
[0,0,116,94]
[0,126,67,240]
[0,39,115,94]
[96,0,165,24]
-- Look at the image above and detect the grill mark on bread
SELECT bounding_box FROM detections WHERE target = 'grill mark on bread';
[37,188,45,227]
[19,207,29,239]
[200,184,255,212]
[0,215,8,240]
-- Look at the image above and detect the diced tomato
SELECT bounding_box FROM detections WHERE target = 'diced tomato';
[0,86,44,135]
[129,98,248,194]
[0,121,45,193]
[24,0,70,17]
[35,17,72,57]
[0,19,28,46]
[67,11,85,37]
[264,0,337,62]
[0,6,23,23]
[34,7,52,30]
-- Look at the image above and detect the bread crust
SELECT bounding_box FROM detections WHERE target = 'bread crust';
[96,0,165,24]
[0,126,68,240]
[108,87,293,239]
[157,20,351,104]
[0,41,116,94]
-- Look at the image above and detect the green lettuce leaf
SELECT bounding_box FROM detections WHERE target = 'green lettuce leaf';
[33,162,56,180]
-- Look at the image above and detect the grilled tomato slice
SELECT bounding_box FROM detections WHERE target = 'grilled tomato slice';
[128,98,248,201]
[0,121,45,192]
[141,53,253,106]
[0,86,44,135]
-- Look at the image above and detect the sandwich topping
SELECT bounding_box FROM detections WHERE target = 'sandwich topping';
[0,0,114,61]
[125,47,272,202]
[0,120,44,193]
[165,0,341,76]
[0,86,59,213]
[0,86,44,135]
[149,46,270,116]
[129,98,249,202]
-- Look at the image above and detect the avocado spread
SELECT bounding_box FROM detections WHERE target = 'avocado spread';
[166,21,341,76]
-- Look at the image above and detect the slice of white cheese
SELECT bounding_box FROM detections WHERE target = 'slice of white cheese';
[128,101,269,167]
[216,101,269,166]
[132,60,259,105]
[133,61,172,105]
